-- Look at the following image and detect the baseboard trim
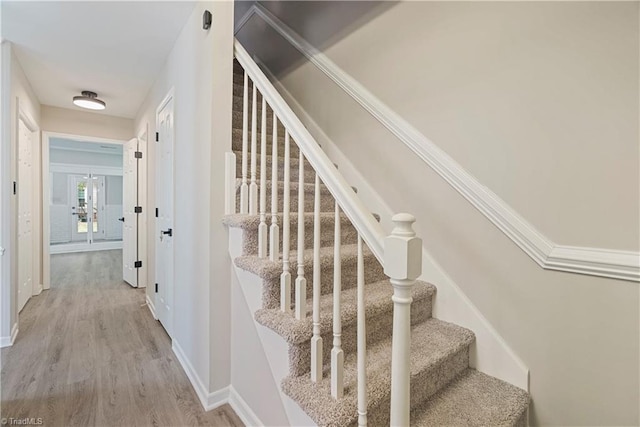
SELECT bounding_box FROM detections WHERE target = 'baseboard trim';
[228,386,264,427]
[145,295,158,320]
[171,340,234,412]
[241,3,639,283]
[0,322,18,348]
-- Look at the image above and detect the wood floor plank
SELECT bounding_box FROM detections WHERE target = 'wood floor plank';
[1,250,244,427]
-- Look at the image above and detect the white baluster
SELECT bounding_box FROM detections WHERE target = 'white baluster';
[331,201,344,399]
[386,214,422,427]
[295,151,307,320]
[269,112,279,261]
[310,172,322,382]
[357,235,367,426]
[224,152,236,215]
[240,71,249,214]
[280,131,291,313]
[249,82,258,214]
[258,96,268,258]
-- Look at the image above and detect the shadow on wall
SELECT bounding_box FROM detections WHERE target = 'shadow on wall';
[234,0,398,78]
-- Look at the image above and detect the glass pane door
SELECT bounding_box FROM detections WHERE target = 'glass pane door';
[70,175,90,242]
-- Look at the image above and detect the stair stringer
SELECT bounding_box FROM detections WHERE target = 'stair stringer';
[229,227,317,426]
[259,65,530,395]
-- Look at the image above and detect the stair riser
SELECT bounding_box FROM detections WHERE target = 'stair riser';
[233,94,271,114]
[258,253,386,310]
[238,216,359,256]
[365,347,470,427]
[235,154,316,185]
[235,186,335,213]
[236,156,316,184]
[233,110,285,134]
[232,128,288,147]
[287,295,433,377]
[232,129,297,158]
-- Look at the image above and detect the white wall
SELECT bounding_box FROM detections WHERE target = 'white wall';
[1,41,41,343]
[134,0,233,400]
[237,2,640,425]
[41,105,133,141]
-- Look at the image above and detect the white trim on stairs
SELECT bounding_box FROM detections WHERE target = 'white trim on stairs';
[0,322,18,348]
[236,3,640,283]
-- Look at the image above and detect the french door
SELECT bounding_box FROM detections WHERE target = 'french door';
[69,174,105,244]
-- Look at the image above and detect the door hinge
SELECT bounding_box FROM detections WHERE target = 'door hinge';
[134,261,142,268]
[155,132,159,142]
[134,151,143,159]
[12,181,16,195]
[155,208,159,218]
[155,283,158,293]
[134,206,142,214]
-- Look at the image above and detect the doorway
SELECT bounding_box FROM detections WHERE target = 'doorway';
[47,138,123,254]
[42,133,146,291]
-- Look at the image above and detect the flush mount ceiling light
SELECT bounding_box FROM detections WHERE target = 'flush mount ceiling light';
[72,91,106,110]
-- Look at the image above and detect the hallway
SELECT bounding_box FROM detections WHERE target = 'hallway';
[1,250,242,427]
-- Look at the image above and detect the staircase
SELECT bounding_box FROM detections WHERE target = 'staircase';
[224,40,529,426]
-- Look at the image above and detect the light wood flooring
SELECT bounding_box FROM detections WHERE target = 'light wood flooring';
[1,250,243,427]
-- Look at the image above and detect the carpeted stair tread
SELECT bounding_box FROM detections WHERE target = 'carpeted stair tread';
[235,242,386,310]
[233,110,285,134]
[411,369,529,427]
[233,94,272,113]
[223,212,357,255]
[223,212,380,229]
[254,279,436,345]
[231,128,298,157]
[281,318,475,427]
[232,149,315,183]
[232,128,288,146]
[234,243,381,281]
[234,179,337,213]
[224,212,380,256]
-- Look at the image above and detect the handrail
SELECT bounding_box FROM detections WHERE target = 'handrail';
[234,39,386,264]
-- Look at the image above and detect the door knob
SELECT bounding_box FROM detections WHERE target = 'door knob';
[161,228,173,237]
[118,217,125,222]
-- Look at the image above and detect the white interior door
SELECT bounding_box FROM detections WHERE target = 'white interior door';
[156,95,174,336]
[123,138,138,287]
[17,118,33,313]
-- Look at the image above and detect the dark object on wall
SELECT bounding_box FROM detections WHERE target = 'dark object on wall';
[203,10,212,30]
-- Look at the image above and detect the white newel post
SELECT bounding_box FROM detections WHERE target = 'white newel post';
[385,213,422,427]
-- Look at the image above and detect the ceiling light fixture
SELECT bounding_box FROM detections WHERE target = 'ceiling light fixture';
[73,91,106,110]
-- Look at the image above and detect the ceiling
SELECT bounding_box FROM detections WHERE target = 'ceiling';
[2,1,196,119]
[50,137,123,155]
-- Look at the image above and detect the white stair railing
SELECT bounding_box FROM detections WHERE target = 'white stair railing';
[231,39,423,425]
